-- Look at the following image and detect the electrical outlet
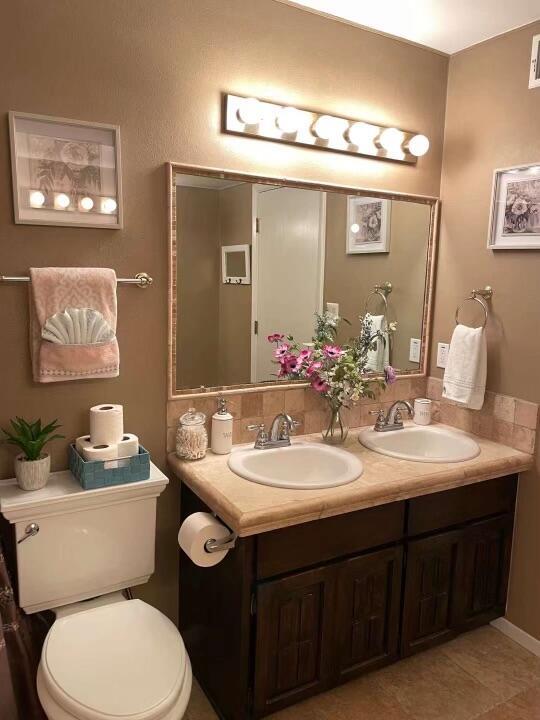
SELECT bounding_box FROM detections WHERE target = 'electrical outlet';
[326,302,339,318]
[437,342,450,369]
[409,338,421,363]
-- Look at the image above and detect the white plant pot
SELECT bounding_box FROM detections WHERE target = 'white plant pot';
[14,453,50,491]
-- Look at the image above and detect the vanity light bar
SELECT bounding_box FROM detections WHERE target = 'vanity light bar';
[224,94,429,164]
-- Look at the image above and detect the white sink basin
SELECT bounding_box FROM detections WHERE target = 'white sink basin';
[357,424,480,463]
[228,442,363,489]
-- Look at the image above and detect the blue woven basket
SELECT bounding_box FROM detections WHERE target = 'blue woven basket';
[69,443,151,490]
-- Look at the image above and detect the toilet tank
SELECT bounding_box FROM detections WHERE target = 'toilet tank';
[0,464,168,613]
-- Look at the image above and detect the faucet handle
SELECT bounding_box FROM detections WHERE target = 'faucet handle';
[369,409,386,431]
[247,423,269,448]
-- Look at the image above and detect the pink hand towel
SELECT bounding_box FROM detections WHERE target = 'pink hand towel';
[29,267,119,383]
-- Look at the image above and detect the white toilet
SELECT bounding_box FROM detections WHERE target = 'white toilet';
[0,464,191,720]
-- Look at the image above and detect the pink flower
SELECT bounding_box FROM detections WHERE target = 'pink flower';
[274,343,290,359]
[311,374,329,394]
[267,333,284,343]
[282,354,300,374]
[306,360,322,377]
[296,348,313,368]
[323,344,344,359]
[384,365,397,385]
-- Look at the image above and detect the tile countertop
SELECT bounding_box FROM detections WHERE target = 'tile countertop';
[168,425,533,537]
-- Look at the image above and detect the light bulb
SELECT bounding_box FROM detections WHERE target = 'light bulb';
[347,122,380,149]
[407,134,430,157]
[29,190,45,207]
[379,128,405,153]
[80,196,94,211]
[276,106,302,134]
[237,97,262,125]
[350,223,360,233]
[312,114,341,141]
[101,197,117,214]
[55,193,70,209]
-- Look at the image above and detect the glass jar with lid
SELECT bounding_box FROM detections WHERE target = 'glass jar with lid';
[176,408,208,460]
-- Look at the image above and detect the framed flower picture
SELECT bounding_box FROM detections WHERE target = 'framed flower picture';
[9,111,123,228]
[488,163,540,249]
[346,195,391,254]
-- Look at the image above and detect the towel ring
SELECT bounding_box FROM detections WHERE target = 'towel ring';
[455,287,492,329]
[364,281,392,316]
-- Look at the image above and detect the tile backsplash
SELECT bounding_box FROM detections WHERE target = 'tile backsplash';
[426,377,538,455]
[167,376,426,453]
[167,376,538,455]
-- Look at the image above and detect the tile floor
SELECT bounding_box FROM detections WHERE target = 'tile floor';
[184,627,540,720]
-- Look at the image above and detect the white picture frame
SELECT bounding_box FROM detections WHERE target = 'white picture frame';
[9,111,123,229]
[346,195,391,254]
[488,163,540,250]
[221,244,251,285]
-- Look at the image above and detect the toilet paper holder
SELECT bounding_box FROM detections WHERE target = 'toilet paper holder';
[204,532,237,554]
[204,516,237,554]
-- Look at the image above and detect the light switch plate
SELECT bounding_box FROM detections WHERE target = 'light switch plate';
[437,342,450,369]
[409,338,421,363]
[326,302,339,318]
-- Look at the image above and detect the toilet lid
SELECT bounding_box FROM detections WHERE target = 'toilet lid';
[42,600,187,720]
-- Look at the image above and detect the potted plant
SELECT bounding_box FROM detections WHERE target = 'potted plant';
[1,417,64,491]
[268,313,397,444]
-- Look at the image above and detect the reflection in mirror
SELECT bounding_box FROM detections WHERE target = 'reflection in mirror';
[173,171,434,393]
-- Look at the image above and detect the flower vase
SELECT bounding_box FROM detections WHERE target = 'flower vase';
[322,403,349,445]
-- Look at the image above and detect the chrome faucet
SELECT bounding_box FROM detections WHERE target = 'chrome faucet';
[369,400,414,432]
[248,413,300,449]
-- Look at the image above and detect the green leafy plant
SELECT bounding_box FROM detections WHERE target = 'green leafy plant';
[1,417,64,461]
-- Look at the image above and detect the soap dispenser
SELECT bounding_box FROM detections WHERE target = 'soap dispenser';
[211,397,233,455]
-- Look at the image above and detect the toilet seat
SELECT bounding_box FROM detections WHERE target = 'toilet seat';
[37,600,191,720]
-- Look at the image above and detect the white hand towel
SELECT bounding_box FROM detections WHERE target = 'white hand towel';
[365,314,390,372]
[442,324,487,410]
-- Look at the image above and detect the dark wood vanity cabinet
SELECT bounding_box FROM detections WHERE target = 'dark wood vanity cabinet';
[179,474,517,720]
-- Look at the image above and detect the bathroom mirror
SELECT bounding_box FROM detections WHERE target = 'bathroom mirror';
[169,163,438,397]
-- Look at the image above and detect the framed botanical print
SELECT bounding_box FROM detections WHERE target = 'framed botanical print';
[488,163,540,249]
[9,111,123,228]
[346,195,391,254]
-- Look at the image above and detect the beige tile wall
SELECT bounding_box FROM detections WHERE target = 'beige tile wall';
[167,376,426,452]
[426,377,538,455]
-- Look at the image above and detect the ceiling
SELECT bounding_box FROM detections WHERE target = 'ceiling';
[275,0,540,54]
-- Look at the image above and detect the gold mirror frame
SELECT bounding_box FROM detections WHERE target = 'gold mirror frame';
[168,162,439,400]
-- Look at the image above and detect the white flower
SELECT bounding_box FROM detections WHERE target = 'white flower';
[512,198,529,216]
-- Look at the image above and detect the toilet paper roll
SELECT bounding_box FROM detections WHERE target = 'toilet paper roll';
[75,435,92,454]
[117,433,139,458]
[82,443,118,462]
[89,404,124,445]
[178,512,231,567]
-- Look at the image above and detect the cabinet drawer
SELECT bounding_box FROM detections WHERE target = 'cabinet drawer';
[407,475,517,537]
[257,502,405,580]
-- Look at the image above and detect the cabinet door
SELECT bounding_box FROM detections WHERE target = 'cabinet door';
[401,529,461,656]
[452,515,514,631]
[253,565,334,717]
[335,546,403,682]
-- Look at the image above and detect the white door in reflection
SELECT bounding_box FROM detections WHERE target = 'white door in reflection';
[252,186,326,383]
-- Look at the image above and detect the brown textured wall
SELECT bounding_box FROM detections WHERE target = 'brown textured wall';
[432,22,540,640]
[324,194,430,368]
[0,0,447,621]
[176,187,220,389]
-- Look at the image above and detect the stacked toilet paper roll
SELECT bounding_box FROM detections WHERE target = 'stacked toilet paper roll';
[178,512,232,567]
[90,404,124,444]
[75,404,140,462]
